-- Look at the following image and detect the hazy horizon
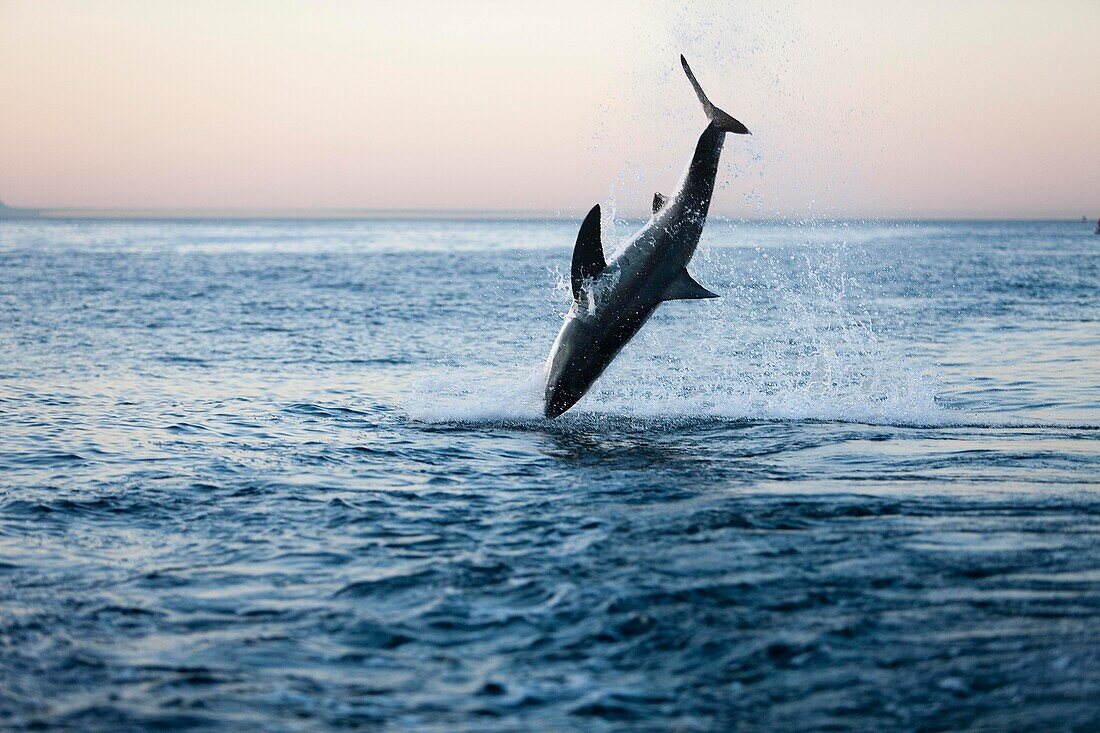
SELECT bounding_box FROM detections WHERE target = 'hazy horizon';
[0,205,1095,222]
[2,0,1098,219]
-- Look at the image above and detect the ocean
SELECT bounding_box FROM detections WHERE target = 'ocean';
[1,217,1098,731]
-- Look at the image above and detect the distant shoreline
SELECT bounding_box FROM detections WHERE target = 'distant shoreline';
[0,208,565,221]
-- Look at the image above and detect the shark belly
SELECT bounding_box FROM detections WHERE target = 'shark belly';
[543,274,662,418]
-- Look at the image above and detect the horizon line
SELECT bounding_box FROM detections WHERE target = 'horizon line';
[0,205,1095,223]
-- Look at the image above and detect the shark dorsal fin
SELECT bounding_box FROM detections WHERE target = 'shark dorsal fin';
[571,204,606,300]
[663,268,719,301]
[652,193,667,214]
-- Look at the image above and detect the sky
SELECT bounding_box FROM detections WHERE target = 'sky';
[1,0,1098,218]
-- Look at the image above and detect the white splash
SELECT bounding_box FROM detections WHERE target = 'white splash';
[402,365,547,424]
[400,239,955,427]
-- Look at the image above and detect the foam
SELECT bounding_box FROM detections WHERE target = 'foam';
[400,367,1096,430]
[401,230,952,428]
[402,366,547,424]
[399,226,1097,432]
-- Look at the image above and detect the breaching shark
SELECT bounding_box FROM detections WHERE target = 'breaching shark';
[543,56,751,418]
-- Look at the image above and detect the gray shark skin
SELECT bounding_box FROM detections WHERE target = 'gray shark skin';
[543,56,751,418]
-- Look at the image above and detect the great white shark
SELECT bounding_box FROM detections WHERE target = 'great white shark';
[543,56,751,418]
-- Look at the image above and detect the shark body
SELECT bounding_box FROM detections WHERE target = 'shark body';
[543,56,751,418]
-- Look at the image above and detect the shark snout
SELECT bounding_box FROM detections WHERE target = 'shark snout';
[543,318,596,419]
[544,350,583,418]
[544,377,583,419]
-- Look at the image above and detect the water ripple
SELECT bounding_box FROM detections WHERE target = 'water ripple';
[0,219,1098,731]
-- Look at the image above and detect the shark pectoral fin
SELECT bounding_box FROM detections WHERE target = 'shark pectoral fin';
[571,204,606,300]
[652,193,667,214]
[663,269,720,301]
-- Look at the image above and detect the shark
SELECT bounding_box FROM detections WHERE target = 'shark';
[543,56,751,418]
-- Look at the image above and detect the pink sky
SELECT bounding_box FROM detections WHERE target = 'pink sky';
[1,0,1098,217]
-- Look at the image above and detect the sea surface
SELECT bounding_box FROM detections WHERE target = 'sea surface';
[1,217,1098,731]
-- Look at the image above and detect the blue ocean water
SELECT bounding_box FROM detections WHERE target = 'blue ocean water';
[1,217,1098,731]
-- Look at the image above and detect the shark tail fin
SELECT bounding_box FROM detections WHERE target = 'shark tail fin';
[681,55,750,135]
